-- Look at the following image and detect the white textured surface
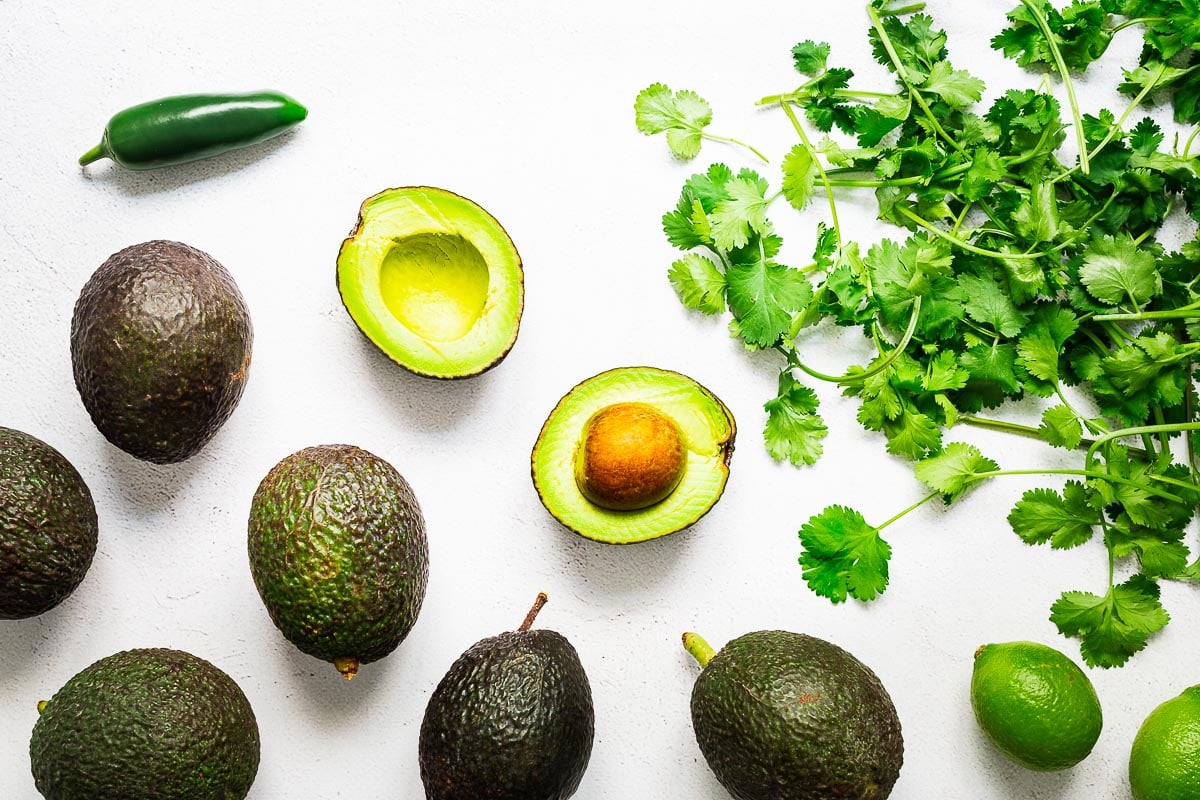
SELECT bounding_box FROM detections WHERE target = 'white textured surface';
[0,1,1196,798]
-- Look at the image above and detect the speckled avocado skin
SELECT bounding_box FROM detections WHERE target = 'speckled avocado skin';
[29,648,260,800]
[70,240,252,464]
[691,630,904,800]
[419,629,594,800]
[247,444,429,667]
[0,427,97,619]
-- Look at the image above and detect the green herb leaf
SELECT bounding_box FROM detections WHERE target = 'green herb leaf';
[1008,481,1098,548]
[635,83,713,160]
[798,506,891,603]
[668,254,726,315]
[913,442,998,500]
[726,260,813,348]
[764,372,828,466]
[1050,575,1170,668]
[1079,235,1162,307]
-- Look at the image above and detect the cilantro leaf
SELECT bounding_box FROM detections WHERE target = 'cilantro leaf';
[1051,575,1170,668]
[792,40,832,75]
[710,176,772,251]
[959,273,1028,338]
[763,372,828,466]
[1008,482,1098,548]
[1079,235,1162,307]
[922,61,986,108]
[798,506,891,603]
[913,442,998,501]
[635,83,713,160]
[782,144,819,212]
[726,260,813,348]
[668,254,726,315]
[1039,404,1085,449]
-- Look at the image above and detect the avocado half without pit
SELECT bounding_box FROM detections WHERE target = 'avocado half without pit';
[532,366,735,543]
[337,186,524,379]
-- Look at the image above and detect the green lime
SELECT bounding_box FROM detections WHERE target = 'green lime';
[970,641,1102,771]
[1129,685,1200,800]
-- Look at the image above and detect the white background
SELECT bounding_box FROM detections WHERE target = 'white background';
[1,1,1197,798]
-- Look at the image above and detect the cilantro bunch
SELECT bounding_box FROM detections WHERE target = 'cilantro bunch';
[635,0,1200,667]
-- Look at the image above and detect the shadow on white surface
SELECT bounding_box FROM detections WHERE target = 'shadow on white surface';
[349,332,498,432]
[78,130,304,197]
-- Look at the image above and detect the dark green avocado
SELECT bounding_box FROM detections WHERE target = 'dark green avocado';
[70,240,253,464]
[247,444,429,679]
[419,594,594,800]
[0,427,98,619]
[29,648,260,800]
[686,630,904,800]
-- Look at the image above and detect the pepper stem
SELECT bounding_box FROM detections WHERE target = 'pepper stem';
[519,592,550,631]
[683,632,717,668]
[333,656,359,681]
[36,700,49,714]
[78,143,108,166]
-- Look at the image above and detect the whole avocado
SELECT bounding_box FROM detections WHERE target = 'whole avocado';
[0,427,97,618]
[29,648,260,800]
[419,594,594,800]
[70,240,252,464]
[687,630,903,800]
[248,444,429,679]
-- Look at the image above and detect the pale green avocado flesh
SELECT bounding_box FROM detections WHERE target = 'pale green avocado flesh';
[338,187,523,378]
[532,366,735,543]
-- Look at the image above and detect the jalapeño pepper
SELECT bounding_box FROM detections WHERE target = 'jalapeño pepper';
[79,90,307,170]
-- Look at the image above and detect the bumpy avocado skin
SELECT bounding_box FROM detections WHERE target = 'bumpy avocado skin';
[691,630,904,800]
[0,427,98,619]
[419,629,594,800]
[248,445,429,667]
[70,240,252,464]
[30,648,260,800]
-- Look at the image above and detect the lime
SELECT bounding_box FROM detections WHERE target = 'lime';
[1129,685,1200,800]
[970,641,1102,771]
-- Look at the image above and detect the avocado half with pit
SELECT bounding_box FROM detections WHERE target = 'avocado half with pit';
[532,367,735,544]
[337,186,523,379]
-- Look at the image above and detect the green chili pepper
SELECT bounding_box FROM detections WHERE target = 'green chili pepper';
[79,91,308,170]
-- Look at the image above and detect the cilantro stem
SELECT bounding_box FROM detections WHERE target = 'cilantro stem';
[1085,422,1200,466]
[971,469,1185,503]
[1184,125,1200,159]
[1092,302,1200,322]
[877,490,941,531]
[877,1,926,15]
[1111,17,1166,35]
[703,133,769,163]
[783,295,922,384]
[757,89,895,106]
[894,205,1059,259]
[1016,0,1090,175]
[779,100,843,245]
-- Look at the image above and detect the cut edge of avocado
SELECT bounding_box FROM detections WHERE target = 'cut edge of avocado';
[337,186,524,379]
[531,366,735,544]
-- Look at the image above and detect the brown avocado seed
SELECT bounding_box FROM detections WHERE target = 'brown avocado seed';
[573,402,686,511]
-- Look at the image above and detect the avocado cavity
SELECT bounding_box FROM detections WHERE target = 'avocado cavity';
[379,233,489,342]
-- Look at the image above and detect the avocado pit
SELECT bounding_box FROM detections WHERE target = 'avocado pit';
[573,402,686,510]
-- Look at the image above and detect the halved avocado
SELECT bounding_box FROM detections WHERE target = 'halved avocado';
[532,367,735,544]
[337,186,523,379]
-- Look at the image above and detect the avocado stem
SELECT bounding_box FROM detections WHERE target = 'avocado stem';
[334,656,360,681]
[683,632,717,668]
[36,700,49,714]
[78,143,108,166]
[519,592,550,632]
